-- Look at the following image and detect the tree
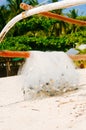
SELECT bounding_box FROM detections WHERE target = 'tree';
[49,0,67,36]
[0,5,9,31]
[7,0,23,19]
[27,0,38,6]
[66,9,79,33]
[76,15,86,32]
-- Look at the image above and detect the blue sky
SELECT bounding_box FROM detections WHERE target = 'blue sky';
[63,4,86,15]
[0,0,7,5]
[0,0,86,15]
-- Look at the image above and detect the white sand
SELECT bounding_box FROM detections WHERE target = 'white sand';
[0,69,86,130]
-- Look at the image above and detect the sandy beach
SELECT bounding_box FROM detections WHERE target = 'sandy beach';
[0,69,86,130]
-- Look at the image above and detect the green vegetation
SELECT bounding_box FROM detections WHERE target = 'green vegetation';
[1,31,86,52]
[0,0,86,76]
[0,0,86,52]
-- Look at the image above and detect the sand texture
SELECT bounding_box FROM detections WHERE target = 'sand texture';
[0,69,86,130]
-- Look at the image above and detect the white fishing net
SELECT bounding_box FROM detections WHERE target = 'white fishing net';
[18,51,79,99]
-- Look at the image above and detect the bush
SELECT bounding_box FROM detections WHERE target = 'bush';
[0,30,86,52]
